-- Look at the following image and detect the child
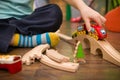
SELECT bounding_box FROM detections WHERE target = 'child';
[0,0,106,53]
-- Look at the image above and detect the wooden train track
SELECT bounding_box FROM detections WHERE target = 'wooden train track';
[40,54,79,72]
[57,32,120,66]
[77,35,120,66]
[22,44,79,72]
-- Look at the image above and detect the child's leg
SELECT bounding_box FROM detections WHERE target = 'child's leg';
[11,4,63,34]
[11,32,60,47]
[0,4,62,53]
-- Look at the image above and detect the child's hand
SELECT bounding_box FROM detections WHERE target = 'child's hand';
[64,0,106,31]
[80,5,106,31]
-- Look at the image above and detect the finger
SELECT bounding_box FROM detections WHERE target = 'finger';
[100,16,106,25]
[84,19,91,31]
[94,15,106,26]
[91,15,102,26]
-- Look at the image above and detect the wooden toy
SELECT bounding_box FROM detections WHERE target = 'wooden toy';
[56,31,77,45]
[46,49,70,63]
[21,43,80,72]
[57,31,120,66]
[0,55,22,74]
[22,44,50,65]
[72,24,107,40]
[77,34,120,66]
[74,41,86,64]
[40,54,79,72]
[70,24,120,66]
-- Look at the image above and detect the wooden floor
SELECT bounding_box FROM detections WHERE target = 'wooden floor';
[0,21,120,80]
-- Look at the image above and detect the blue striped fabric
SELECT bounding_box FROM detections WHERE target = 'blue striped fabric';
[36,34,41,45]
[24,36,28,47]
[46,33,51,45]
[29,36,33,47]
[18,33,51,47]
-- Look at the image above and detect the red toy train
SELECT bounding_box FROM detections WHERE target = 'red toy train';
[72,24,107,40]
[0,55,22,74]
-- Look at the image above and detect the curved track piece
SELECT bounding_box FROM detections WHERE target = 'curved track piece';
[46,49,70,63]
[40,55,79,72]
[77,35,120,66]
[22,44,50,65]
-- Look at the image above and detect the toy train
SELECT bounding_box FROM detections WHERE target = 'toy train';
[0,55,22,74]
[72,24,107,40]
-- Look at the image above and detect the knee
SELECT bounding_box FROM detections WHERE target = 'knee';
[49,4,63,31]
[50,4,63,18]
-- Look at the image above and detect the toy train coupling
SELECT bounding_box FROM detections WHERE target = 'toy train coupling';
[72,25,86,38]
[72,24,107,40]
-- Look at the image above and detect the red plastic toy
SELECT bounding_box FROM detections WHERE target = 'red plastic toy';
[0,55,22,74]
[72,24,107,40]
[89,24,107,40]
[70,17,82,23]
